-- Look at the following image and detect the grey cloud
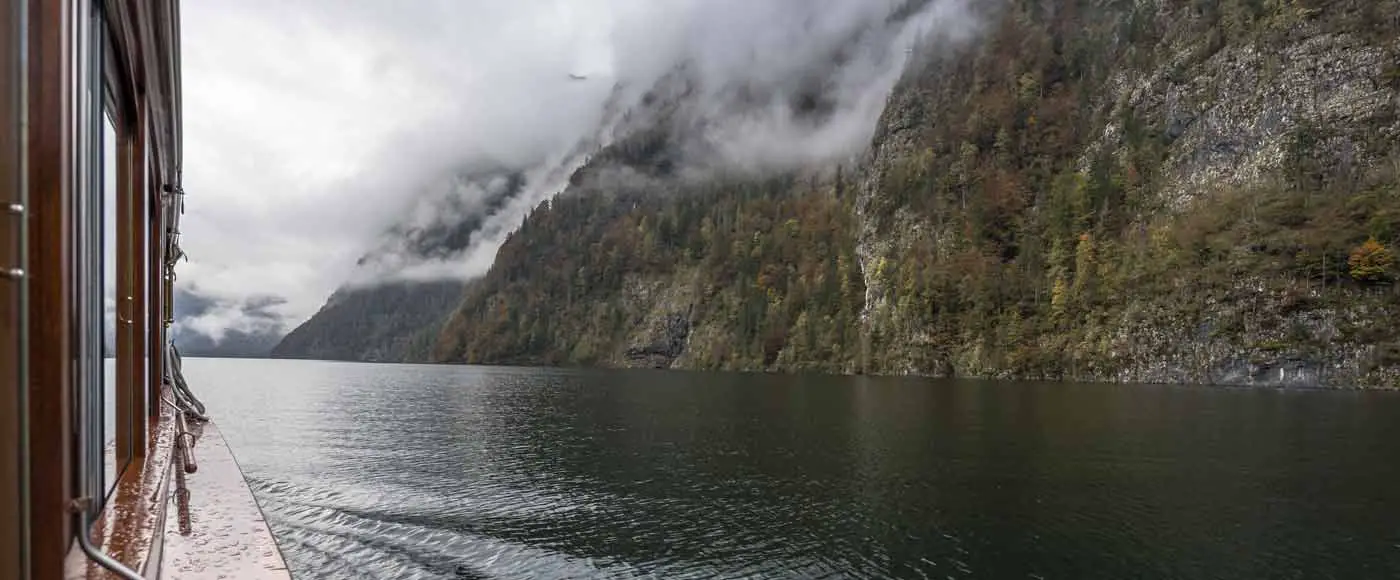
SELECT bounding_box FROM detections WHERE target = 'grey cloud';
[352,0,982,285]
[168,286,286,357]
[180,0,984,341]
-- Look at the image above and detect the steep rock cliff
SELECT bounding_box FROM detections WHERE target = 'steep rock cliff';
[850,0,1400,386]
[428,0,1400,387]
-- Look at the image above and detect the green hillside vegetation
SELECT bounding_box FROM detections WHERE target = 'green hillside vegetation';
[253,0,1400,386]
[427,0,1400,386]
[852,0,1400,381]
[435,174,871,373]
[273,281,464,362]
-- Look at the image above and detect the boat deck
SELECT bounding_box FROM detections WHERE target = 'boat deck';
[159,422,290,579]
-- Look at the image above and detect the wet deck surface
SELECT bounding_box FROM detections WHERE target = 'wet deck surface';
[160,422,290,579]
[65,392,178,580]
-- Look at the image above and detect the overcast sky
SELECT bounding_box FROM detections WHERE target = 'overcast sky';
[177,0,978,343]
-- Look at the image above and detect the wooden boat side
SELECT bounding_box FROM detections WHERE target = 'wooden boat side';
[3,0,291,577]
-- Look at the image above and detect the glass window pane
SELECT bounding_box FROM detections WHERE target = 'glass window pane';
[138,140,150,423]
[102,111,117,495]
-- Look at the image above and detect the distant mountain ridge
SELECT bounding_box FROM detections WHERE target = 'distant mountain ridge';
[270,280,465,362]
[270,169,529,362]
[170,288,284,358]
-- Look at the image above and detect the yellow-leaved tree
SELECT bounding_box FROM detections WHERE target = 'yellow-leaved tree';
[1348,237,1394,283]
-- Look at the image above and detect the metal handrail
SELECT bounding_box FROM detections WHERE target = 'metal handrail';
[73,506,143,580]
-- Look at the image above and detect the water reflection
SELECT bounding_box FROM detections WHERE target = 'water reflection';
[101,111,118,496]
[188,359,1400,579]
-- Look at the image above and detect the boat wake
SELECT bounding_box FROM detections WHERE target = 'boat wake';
[248,477,626,580]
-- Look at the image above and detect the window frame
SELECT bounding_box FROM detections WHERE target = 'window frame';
[74,0,148,513]
[70,0,114,510]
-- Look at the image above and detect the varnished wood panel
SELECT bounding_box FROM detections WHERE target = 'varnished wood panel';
[31,0,191,576]
[26,0,75,577]
[80,383,177,578]
[128,102,148,456]
[1,0,28,576]
[114,116,134,470]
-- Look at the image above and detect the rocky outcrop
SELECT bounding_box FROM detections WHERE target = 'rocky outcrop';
[611,274,699,368]
[623,314,692,368]
[1088,23,1400,208]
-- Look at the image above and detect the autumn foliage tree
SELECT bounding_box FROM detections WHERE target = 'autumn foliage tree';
[1348,237,1395,283]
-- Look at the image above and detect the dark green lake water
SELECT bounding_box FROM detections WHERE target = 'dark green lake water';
[186,358,1400,579]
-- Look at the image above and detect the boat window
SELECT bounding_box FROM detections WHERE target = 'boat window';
[72,0,124,511]
[102,110,119,496]
[90,0,131,505]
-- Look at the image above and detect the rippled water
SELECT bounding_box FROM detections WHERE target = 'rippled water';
[185,358,1400,579]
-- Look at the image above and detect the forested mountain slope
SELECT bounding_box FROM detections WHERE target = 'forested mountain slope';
[430,0,1400,387]
[850,0,1400,386]
[271,281,464,362]
[271,171,528,362]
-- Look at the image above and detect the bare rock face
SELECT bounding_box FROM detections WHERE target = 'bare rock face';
[1092,29,1400,208]
[624,313,693,368]
[849,1,1400,387]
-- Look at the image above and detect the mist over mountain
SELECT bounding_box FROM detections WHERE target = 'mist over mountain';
[275,0,973,361]
[353,0,973,285]
[272,168,537,361]
[282,0,1400,387]
[170,287,286,358]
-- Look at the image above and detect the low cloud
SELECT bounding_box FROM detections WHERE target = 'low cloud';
[167,287,286,357]
[174,291,286,345]
[180,0,983,340]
